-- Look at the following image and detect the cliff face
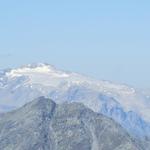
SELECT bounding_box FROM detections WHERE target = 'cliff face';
[0,97,141,150]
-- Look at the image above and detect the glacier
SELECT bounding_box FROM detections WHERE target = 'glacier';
[0,63,150,139]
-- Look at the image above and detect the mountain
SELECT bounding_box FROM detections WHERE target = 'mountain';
[0,97,141,150]
[0,63,150,139]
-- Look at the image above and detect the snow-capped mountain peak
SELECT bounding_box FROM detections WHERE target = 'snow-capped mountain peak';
[5,63,70,79]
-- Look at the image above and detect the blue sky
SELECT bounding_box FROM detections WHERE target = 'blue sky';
[0,0,150,88]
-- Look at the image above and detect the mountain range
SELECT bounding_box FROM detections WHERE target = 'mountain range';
[0,63,150,140]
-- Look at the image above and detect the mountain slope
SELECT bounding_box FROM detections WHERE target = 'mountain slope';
[0,63,150,138]
[0,97,141,150]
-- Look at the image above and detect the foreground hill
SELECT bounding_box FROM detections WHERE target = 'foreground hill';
[0,97,141,150]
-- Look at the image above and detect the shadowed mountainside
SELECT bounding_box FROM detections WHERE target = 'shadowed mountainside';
[0,97,141,150]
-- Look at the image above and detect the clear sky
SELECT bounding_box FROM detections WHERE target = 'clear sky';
[0,0,150,88]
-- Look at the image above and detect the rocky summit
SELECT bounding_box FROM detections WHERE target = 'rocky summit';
[0,97,141,150]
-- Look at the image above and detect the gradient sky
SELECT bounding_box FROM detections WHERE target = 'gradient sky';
[0,0,150,88]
